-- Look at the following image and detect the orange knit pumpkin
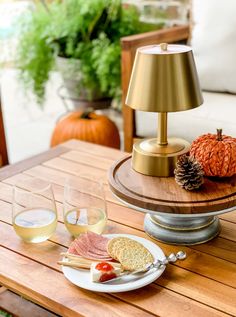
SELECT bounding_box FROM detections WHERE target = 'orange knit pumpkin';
[190,129,236,177]
[51,111,120,149]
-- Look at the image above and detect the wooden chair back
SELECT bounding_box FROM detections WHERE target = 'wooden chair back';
[0,90,9,166]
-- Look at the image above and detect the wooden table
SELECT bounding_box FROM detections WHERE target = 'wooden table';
[0,140,235,317]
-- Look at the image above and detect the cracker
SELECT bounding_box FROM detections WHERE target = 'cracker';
[118,246,154,271]
[107,237,139,260]
[107,237,154,271]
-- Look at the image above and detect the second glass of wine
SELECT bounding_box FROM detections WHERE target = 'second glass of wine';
[63,177,107,237]
[12,181,57,243]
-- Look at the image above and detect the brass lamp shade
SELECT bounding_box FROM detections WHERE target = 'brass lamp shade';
[126,44,203,177]
[126,44,203,112]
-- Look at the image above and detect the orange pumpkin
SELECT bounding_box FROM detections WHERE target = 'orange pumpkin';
[51,111,120,149]
[190,129,236,177]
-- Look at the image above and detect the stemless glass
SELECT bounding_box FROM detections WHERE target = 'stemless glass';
[63,177,107,237]
[12,181,57,243]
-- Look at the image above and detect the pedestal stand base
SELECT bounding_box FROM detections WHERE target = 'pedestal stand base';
[144,214,221,245]
[108,155,236,245]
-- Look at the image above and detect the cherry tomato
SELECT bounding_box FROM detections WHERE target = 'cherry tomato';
[95,262,114,272]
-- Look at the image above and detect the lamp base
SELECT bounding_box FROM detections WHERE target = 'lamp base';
[132,137,190,177]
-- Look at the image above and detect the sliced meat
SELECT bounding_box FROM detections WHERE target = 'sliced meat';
[88,245,109,256]
[87,231,109,252]
[67,232,113,261]
[80,234,108,256]
[77,234,107,256]
[74,239,112,260]
[68,242,80,255]
[87,231,109,244]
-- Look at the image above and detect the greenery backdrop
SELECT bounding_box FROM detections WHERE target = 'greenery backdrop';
[17,0,161,105]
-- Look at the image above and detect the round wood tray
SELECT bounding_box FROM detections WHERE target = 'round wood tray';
[108,156,236,215]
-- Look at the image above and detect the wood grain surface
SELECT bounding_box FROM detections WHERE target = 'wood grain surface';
[0,140,235,317]
[0,287,58,317]
[109,156,236,214]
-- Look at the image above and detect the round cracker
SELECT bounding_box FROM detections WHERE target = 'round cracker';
[118,246,154,271]
[107,237,141,260]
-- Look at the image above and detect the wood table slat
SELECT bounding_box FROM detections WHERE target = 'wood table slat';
[23,164,123,205]
[0,195,235,282]
[218,220,236,242]
[2,172,140,222]
[0,146,68,181]
[1,249,227,317]
[6,176,236,246]
[61,140,126,160]
[2,172,236,264]
[60,150,115,170]
[19,167,236,262]
[1,203,236,290]
[0,140,236,317]
[219,210,236,224]
[0,221,234,317]
[43,157,107,181]
[0,248,155,317]
[0,201,236,312]
[2,171,236,269]
[0,288,58,317]
[60,146,236,224]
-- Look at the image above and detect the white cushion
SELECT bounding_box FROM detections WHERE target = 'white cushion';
[191,0,236,93]
[135,91,236,142]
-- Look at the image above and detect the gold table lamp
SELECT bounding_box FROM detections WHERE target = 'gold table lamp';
[126,43,203,177]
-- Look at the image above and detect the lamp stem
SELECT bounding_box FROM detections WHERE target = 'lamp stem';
[157,112,168,145]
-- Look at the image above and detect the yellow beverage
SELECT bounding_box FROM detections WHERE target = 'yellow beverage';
[13,208,57,243]
[64,208,107,237]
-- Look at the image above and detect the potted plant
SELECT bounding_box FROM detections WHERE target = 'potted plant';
[17,0,160,109]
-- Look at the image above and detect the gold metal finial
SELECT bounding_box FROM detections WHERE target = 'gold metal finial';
[160,43,168,51]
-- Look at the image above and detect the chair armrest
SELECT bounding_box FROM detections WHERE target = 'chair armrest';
[121,25,190,152]
[121,25,190,50]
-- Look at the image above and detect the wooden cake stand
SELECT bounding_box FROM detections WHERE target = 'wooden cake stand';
[108,156,236,245]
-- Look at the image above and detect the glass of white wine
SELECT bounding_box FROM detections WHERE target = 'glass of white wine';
[64,176,107,237]
[12,181,57,243]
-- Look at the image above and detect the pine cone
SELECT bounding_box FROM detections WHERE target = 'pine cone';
[174,155,204,191]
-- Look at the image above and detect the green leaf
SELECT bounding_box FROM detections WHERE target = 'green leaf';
[17,0,161,105]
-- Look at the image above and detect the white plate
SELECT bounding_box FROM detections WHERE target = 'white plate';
[61,233,166,293]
